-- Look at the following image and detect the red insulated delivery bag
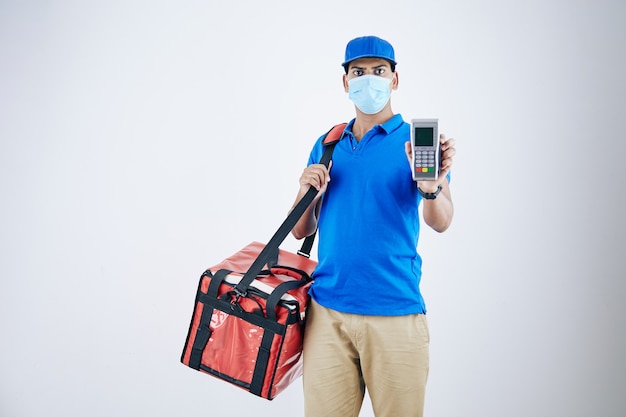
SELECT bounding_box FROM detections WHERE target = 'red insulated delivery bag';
[180,242,317,399]
[180,123,346,399]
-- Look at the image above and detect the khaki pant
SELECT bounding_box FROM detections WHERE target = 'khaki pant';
[303,299,430,417]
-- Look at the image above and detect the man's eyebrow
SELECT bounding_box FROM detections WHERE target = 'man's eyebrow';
[349,64,388,70]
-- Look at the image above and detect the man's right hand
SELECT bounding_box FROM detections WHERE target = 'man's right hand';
[298,161,332,196]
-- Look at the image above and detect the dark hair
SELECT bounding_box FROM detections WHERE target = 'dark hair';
[343,59,396,74]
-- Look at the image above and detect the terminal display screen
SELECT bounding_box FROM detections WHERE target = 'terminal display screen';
[414,127,434,147]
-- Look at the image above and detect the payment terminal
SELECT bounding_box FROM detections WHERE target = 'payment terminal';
[411,118,440,181]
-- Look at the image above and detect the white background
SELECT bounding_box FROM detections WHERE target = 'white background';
[1,1,625,416]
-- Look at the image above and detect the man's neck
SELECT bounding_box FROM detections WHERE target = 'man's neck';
[352,107,394,141]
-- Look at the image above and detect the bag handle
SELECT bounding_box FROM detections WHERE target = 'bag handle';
[233,123,347,298]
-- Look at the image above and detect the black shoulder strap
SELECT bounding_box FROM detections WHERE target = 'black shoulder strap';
[233,123,347,296]
[297,123,347,258]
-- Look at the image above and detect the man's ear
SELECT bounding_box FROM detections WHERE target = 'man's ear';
[343,74,349,93]
[392,71,399,90]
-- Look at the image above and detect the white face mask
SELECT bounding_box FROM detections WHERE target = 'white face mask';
[347,74,392,114]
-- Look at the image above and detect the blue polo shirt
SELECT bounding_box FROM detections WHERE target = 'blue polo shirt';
[307,114,428,316]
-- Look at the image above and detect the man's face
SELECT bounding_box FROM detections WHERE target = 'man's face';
[343,57,397,92]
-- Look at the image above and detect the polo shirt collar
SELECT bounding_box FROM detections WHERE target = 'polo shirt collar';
[345,113,403,136]
[380,113,403,134]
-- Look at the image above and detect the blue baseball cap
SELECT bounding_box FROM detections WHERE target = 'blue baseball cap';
[341,36,397,68]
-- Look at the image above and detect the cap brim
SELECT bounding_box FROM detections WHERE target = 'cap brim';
[341,54,397,67]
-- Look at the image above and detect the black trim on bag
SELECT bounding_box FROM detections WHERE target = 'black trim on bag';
[257,265,313,281]
[249,330,275,396]
[189,305,214,370]
[208,267,308,324]
[265,279,308,322]
[196,327,286,400]
[267,324,290,399]
[181,274,208,364]
[199,364,252,390]
[197,293,286,335]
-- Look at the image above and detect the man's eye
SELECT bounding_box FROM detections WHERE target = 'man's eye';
[375,68,386,75]
[353,70,363,76]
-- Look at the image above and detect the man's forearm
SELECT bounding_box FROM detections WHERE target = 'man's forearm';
[422,182,454,232]
[291,196,320,239]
